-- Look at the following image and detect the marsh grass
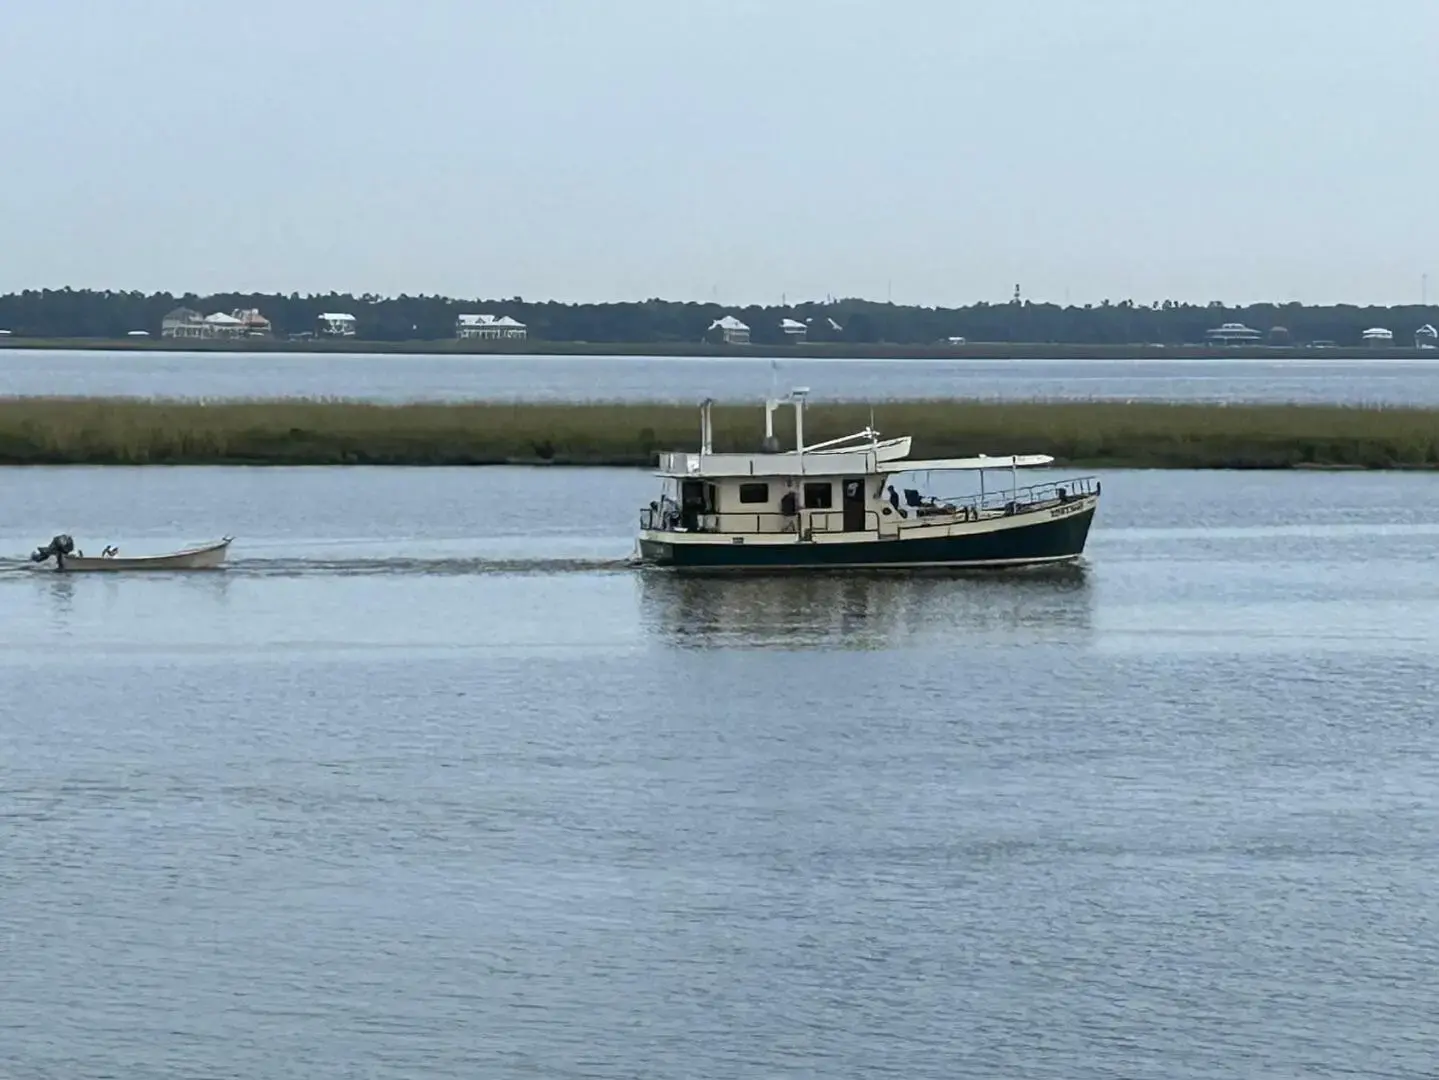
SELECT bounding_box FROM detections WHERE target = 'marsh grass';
[2,396,1438,468]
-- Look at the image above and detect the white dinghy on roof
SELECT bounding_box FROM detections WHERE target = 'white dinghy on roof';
[635,389,1100,570]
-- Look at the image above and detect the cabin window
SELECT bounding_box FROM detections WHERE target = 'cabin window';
[803,481,833,509]
[738,482,769,504]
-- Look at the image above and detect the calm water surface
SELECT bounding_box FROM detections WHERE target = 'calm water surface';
[2,466,1437,1078]
[6,347,1439,404]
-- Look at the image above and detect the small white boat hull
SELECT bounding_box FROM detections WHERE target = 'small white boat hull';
[809,435,913,461]
[48,538,233,572]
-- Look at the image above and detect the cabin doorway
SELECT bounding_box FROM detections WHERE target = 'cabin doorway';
[842,479,867,532]
[679,480,712,531]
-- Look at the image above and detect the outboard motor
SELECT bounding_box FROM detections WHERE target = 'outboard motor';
[31,534,75,568]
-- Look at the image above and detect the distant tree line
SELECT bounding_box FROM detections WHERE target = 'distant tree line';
[0,288,1435,347]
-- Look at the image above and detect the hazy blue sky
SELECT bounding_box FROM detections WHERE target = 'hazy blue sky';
[2,0,1434,306]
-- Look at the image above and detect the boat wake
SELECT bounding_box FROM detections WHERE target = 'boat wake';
[229,555,638,578]
[0,554,639,579]
[0,553,1091,586]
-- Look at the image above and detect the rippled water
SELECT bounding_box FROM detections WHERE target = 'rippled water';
[7,347,1439,404]
[2,466,1437,1078]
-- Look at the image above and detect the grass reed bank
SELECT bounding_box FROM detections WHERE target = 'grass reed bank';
[2,397,1438,469]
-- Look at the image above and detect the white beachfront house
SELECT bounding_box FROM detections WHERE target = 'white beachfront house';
[233,308,272,337]
[1416,324,1438,349]
[162,306,273,339]
[456,313,528,340]
[317,312,357,337]
[708,315,750,345]
[1204,321,1263,345]
[779,317,807,343]
[161,307,207,338]
[201,312,246,338]
[1362,326,1394,347]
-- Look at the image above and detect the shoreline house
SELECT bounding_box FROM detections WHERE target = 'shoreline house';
[202,312,246,338]
[708,315,750,345]
[317,312,357,337]
[1362,326,1394,347]
[161,307,206,339]
[779,317,807,343]
[162,305,274,340]
[233,308,272,337]
[1204,321,1263,345]
[1416,324,1438,349]
[457,313,528,340]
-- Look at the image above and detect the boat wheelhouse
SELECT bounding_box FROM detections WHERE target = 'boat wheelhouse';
[635,389,1100,570]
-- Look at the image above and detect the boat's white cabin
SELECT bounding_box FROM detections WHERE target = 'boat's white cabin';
[650,469,892,538]
[640,389,1087,540]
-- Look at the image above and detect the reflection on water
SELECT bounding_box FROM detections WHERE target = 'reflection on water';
[0,568,238,662]
[638,565,1094,649]
[42,574,75,623]
[24,568,235,603]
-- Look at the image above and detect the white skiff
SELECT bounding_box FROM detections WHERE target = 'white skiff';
[30,535,233,572]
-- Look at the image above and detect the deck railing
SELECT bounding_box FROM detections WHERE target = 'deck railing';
[639,477,1099,534]
[920,476,1100,521]
[639,508,797,534]
[638,507,880,536]
[806,510,881,535]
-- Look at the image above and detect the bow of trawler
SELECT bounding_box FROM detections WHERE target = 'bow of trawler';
[634,388,1101,570]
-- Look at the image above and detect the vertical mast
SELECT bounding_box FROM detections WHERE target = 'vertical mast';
[762,395,781,454]
[700,398,713,455]
[791,387,809,455]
